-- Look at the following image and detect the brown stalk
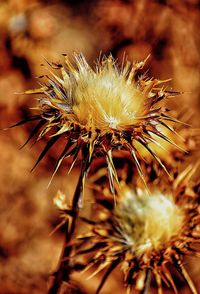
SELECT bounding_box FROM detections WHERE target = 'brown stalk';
[48,144,90,294]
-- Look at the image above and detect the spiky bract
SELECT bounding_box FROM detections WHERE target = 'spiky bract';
[17,53,182,192]
[72,165,200,294]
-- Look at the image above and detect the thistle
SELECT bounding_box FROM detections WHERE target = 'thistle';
[72,164,200,294]
[15,53,183,195]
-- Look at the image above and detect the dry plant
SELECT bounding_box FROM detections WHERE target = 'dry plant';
[10,52,200,294]
[70,165,200,294]
[0,1,199,294]
[15,53,184,193]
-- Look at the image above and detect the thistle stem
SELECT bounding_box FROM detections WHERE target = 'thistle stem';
[141,269,151,294]
[48,145,90,294]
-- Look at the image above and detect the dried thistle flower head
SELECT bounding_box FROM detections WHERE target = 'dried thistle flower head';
[114,186,183,257]
[73,165,200,294]
[17,53,182,193]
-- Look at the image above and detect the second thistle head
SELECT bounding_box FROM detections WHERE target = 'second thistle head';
[71,165,200,294]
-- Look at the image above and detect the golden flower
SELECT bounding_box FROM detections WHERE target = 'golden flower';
[15,53,183,193]
[73,165,200,293]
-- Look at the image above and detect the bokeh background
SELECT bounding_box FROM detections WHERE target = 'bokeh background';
[0,0,200,293]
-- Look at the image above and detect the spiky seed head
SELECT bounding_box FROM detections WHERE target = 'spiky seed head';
[114,186,183,257]
[68,58,144,131]
[18,53,184,193]
[73,166,200,293]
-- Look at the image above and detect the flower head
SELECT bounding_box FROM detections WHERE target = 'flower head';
[17,53,183,193]
[73,165,200,293]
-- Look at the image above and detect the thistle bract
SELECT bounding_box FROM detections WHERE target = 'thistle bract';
[72,166,200,294]
[17,53,182,194]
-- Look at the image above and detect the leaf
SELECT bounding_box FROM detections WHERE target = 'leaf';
[173,256,198,294]
[137,138,171,178]
[124,141,148,192]
[130,147,148,191]
[7,115,41,129]
[148,129,186,152]
[162,265,178,294]
[68,141,83,174]
[20,119,46,149]
[24,87,48,94]
[106,149,119,200]
[31,135,60,171]
[77,242,107,255]
[47,140,74,187]
[96,258,121,294]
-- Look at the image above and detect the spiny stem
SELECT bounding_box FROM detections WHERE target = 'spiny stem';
[141,269,151,294]
[48,145,90,294]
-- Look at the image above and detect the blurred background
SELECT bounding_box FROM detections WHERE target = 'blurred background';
[0,0,199,293]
